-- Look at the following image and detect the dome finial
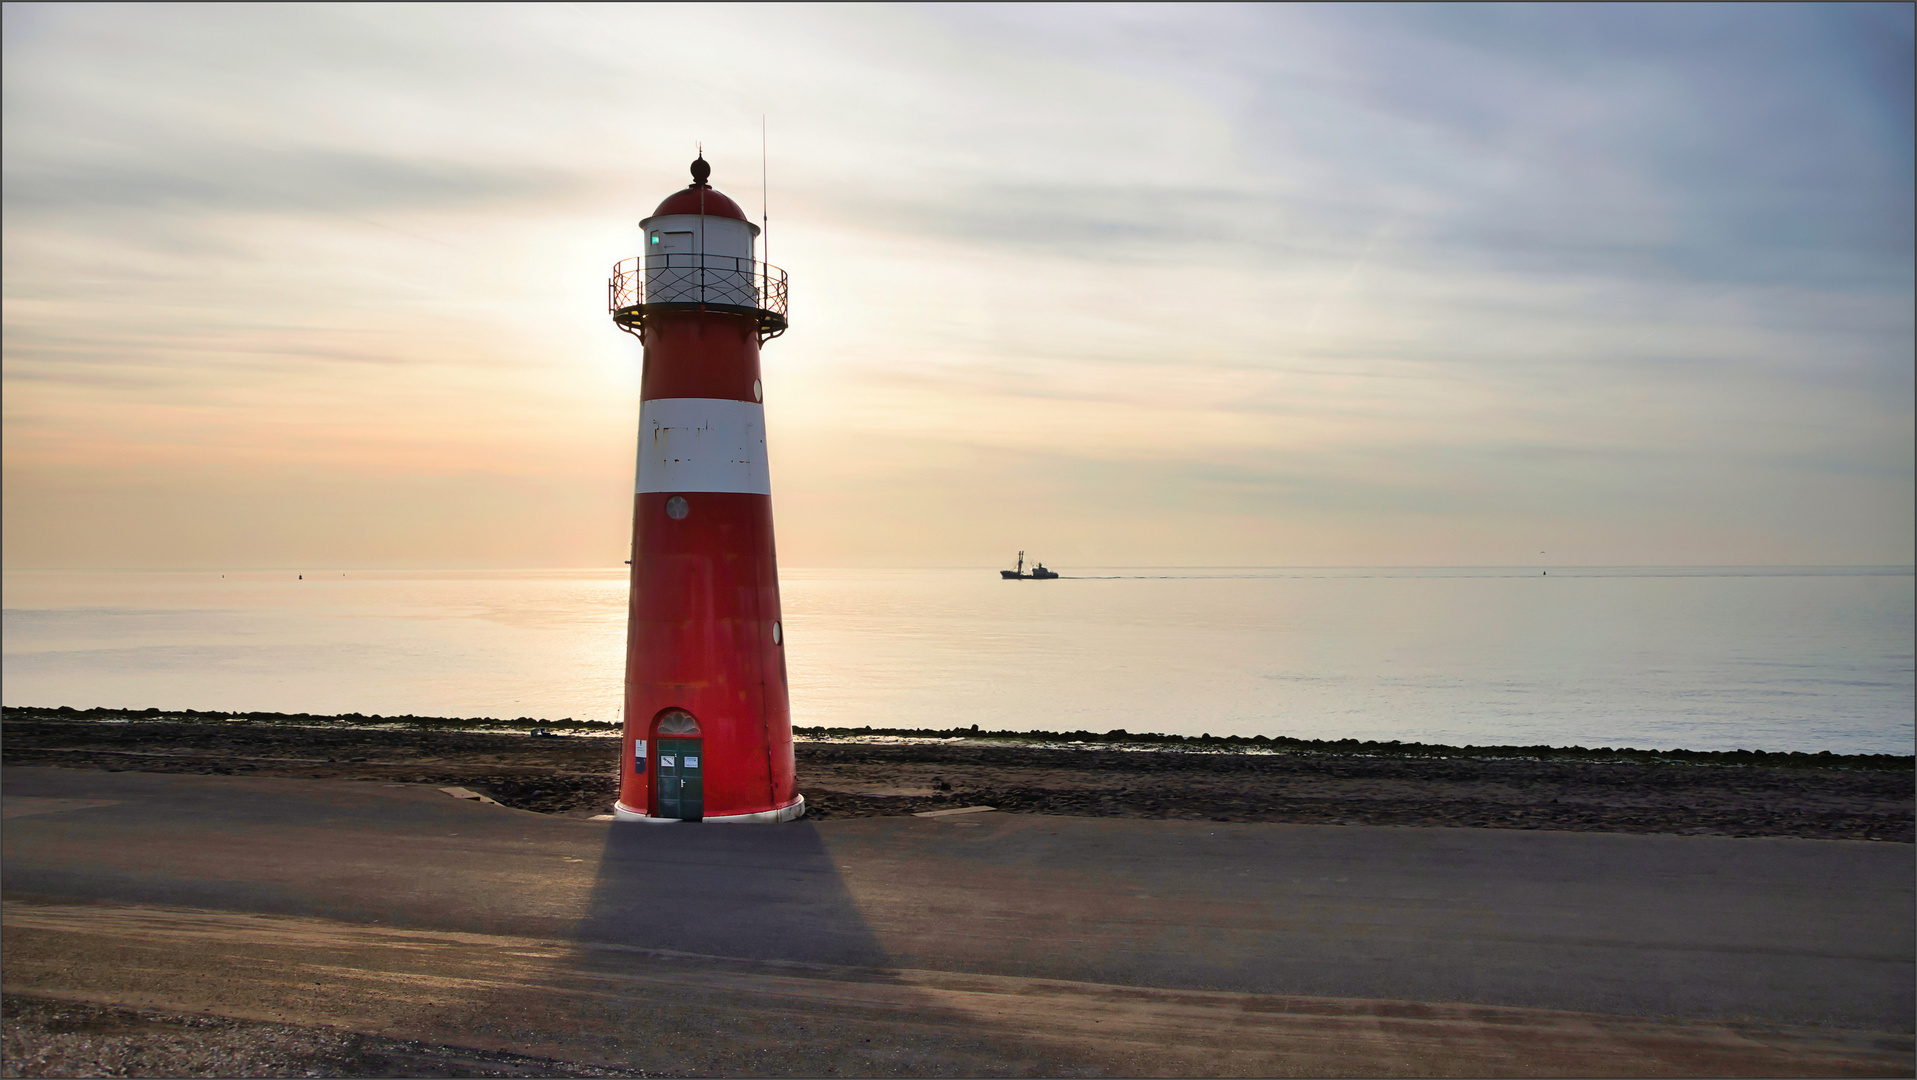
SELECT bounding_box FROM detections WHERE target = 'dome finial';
[690,155,710,187]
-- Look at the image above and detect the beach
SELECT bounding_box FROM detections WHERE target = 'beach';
[3,708,1908,842]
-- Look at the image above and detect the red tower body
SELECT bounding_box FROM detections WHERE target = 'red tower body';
[608,158,800,822]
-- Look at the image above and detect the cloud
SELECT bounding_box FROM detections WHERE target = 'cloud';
[4,145,573,217]
[1,3,1910,567]
[922,5,1912,289]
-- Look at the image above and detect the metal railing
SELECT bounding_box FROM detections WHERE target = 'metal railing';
[609,254,788,342]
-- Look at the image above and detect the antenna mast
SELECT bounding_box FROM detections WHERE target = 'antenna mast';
[761,116,769,269]
[695,141,706,300]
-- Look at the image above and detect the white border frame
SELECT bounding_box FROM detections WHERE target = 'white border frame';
[611,794,805,824]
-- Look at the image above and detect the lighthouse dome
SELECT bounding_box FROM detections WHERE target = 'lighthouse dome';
[649,156,753,222]
[651,185,750,221]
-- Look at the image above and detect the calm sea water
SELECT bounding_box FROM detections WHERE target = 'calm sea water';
[2,567,1910,755]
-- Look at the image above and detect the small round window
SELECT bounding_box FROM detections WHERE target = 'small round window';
[771,621,782,645]
[665,496,689,520]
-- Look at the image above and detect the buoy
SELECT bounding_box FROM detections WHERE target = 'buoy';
[606,156,800,823]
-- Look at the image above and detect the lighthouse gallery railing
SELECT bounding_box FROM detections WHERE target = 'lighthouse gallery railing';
[610,254,788,342]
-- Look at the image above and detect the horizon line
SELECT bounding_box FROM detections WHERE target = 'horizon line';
[4,563,1913,573]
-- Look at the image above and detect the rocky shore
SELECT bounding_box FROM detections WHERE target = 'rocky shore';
[3,708,1909,842]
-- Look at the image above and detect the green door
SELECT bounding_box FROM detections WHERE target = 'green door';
[656,738,703,821]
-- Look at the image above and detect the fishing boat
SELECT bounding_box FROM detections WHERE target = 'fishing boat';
[1000,552,1059,580]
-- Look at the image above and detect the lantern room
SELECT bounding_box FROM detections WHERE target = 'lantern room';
[611,156,786,340]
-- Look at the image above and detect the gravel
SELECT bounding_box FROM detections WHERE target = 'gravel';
[0,995,659,1078]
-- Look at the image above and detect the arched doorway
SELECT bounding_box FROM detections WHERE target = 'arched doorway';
[650,709,703,821]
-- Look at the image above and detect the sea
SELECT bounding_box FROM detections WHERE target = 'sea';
[2,566,1911,756]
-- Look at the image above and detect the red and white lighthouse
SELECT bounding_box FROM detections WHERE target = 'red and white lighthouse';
[607,156,800,822]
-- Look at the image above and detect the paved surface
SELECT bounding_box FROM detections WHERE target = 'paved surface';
[3,766,1912,1076]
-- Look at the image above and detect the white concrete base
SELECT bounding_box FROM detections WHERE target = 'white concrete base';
[611,794,805,824]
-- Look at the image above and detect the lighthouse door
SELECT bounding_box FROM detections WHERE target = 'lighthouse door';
[656,739,704,821]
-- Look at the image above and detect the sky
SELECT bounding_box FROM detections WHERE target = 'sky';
[3,2,1912,569]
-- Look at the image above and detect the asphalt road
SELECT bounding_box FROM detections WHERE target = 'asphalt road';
[4,766,1911,1076]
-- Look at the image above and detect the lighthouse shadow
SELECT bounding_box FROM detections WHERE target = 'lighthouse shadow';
[553,819,1055,1075]
[573,819,887,967]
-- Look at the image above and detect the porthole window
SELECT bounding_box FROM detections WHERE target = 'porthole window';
[666,496,689,520]
[771,621,782,645]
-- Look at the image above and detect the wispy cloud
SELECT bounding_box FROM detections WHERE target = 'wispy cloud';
[3,2,1910,567]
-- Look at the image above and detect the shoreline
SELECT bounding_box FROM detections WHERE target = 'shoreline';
[4,705,1908,770]
[3,708,1910,842]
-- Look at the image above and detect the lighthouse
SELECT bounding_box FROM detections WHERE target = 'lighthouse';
[607,156,801,822]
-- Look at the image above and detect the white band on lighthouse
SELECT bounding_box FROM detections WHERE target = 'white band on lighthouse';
[637,397,771,495]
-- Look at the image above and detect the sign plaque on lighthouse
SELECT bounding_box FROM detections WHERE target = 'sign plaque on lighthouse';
[607,156,801,822]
